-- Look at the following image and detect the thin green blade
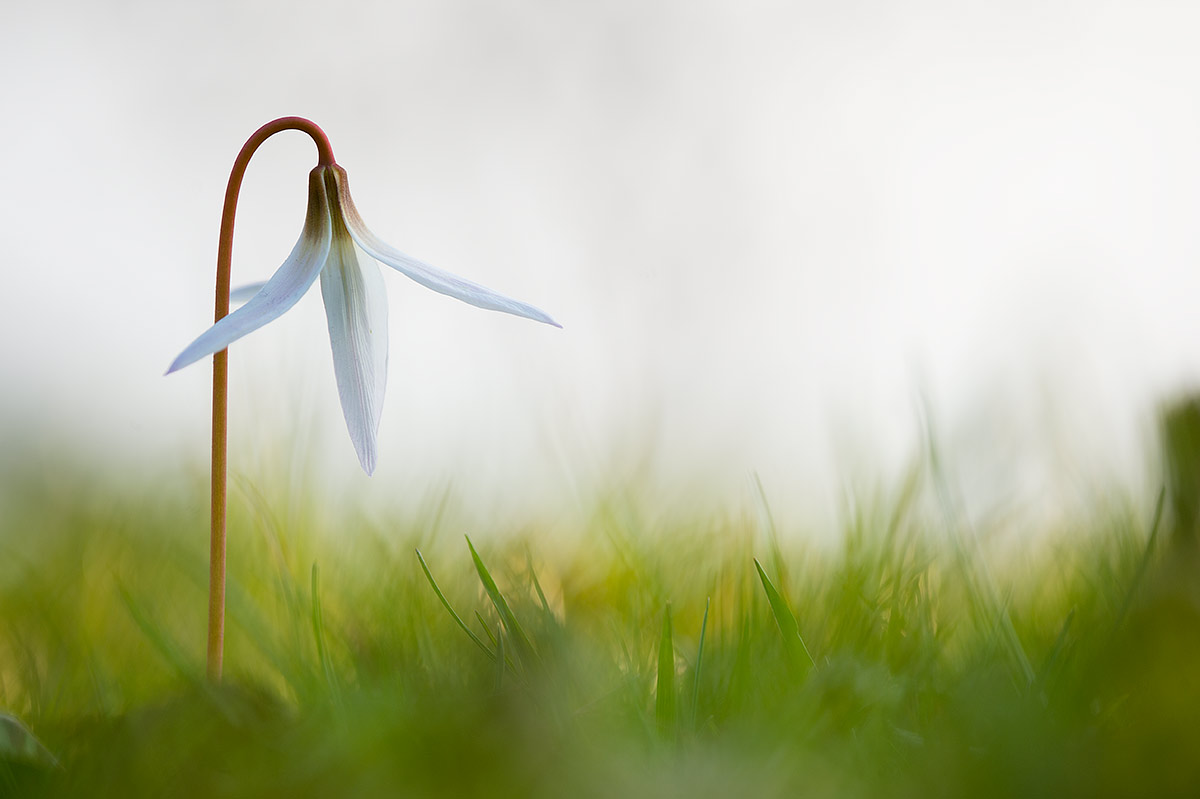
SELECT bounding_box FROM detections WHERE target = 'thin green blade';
[656,602,677,736]
[754,559,816,672]
[690,597,710,728]
[466,536,537,667]
[416,549,496,661]
[310,563,339,698]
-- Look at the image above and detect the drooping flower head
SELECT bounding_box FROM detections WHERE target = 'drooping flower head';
[168,163,559,474]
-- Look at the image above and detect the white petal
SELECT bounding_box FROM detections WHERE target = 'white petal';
[166,168,333,375]
[320,229,389,475]
[229,282,267,304]
[329,166,561,328]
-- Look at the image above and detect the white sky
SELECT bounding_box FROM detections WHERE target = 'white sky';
[4,0,1200,527]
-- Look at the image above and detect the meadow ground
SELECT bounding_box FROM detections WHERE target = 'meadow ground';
[2,438,1199,798]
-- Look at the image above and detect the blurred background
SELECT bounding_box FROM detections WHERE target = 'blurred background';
[3,0,1200,531]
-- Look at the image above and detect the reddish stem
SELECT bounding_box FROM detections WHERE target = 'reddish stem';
[208,117,334,682]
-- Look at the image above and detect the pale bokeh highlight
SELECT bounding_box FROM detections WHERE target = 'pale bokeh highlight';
[3,1,1200,528]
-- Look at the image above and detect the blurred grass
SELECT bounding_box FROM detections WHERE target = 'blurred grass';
[1,431,1199,798]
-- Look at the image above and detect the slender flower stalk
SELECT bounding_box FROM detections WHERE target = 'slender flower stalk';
[169,117,558,681]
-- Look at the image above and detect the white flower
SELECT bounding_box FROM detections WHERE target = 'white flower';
[168,164,559,475]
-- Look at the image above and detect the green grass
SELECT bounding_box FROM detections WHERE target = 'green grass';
[1,446,1199,798]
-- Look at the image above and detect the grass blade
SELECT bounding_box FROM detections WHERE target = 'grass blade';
[754,559,815,672]
[690,597,710,728]
[1113,486,1166,633]
[526,547,554,621]
[466,536,537,667]
[416,549,496,661]
[310,563,338,698]
[494,625,506,692]
[656,602,677,736]
[477,610,519,676]
[0,713,59,769]
[753,473,787,586]
[475,611,499,646]
[1034,607,1076,704]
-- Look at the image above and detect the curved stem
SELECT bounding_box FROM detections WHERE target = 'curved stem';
[208,117,335,682]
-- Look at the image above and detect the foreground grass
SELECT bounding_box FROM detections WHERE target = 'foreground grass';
[1,456,1199,798]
